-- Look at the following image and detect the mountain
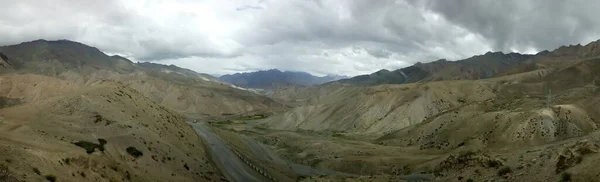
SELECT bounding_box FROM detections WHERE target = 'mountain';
[0,40,286,181]
[0,39,285,118]
[336,52,534,86]
[252,39,600,181]
[265,40,600,135]
[219,69,347,89]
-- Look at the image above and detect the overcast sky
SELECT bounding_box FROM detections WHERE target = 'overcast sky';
[2,0,600,76]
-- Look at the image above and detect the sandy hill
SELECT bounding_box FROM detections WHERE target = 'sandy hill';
[0,79,225,181]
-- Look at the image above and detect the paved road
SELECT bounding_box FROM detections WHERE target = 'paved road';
[191,122,271,182]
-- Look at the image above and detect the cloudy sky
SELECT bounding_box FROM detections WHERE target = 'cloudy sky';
[2,0,600,76]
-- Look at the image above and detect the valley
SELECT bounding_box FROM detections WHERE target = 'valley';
[1,39,600,182]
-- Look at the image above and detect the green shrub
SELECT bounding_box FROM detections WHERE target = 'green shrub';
[240,114,268,120]
[126,147,143,158]
[73,141,100,154]
[97,138,107,151]
[73,139,107,154]
[331,133,344,137]
[45,174,57,182]
[561,172,572,182]
[33,167,41,175]
[486,159,501,168]
[497,166,512,176]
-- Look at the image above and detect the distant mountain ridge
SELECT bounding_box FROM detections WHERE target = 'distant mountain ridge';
[336,51,535,86]
[336,40,600,86]
[219,69,348,89]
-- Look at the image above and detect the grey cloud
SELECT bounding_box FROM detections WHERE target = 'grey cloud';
[0,0,240,61]
[411,0,600,52]
[365,48,392,58]
[236,5,264,11]
[2,0,600,76]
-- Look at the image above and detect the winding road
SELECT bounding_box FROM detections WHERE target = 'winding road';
[191,122,272,182]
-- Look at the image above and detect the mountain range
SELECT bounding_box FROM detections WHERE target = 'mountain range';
[219,69,347,89]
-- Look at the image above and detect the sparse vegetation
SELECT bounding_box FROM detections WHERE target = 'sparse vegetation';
[331,133,344,137]
[561,172,572,182]
[73,139,107,154]
[1,164,18,181]
[74,141,100,154]
[486,159,501,168]
[240,114,268,120]
[63,158,71,165]
[126,147,143,158]
[98,138,107,151]
[497,166,512,176]
[45,174,57,182]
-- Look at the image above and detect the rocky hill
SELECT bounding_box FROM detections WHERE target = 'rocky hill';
[220,69,347,89]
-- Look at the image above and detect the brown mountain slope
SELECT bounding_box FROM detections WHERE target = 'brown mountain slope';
[0,40,285,118]
[0,52,11,70]
[84,70,284,118]
[0,80,225,182]
[260,58,600,149]
[335,52,533,86]
[249,57,600,182]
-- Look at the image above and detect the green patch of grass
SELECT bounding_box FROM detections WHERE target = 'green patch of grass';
[240,114,268,120]
[44,174,57,182]
[126,147,143,158]
[331,133,344,137]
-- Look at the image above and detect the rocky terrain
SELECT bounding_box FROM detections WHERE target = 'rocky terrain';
[0,40,285,181]
[228,39,600,181]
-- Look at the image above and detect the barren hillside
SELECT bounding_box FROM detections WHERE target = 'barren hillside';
[0,80,225,181]
[0,40,285,118]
